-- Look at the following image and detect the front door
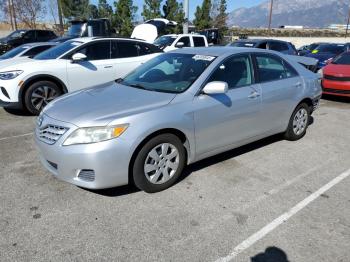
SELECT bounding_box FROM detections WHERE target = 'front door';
[194,54,262,156]
[67,40,115,92]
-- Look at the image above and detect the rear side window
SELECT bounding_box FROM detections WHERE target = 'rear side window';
[137,42,158,56]
[193,37,206,47]
[37,31,50,38]
[255,54,297,82]
[111,41,139,58]
[177,37,191,47]
[76,41,111,60]
[209,55,253,89]
[22,45,53,57]
[256,42,267,49]
[269,41,289,52]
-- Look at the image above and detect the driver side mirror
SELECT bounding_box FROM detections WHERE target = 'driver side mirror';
[71,53,87,63]
[175,42,185,48]
[202,81,228,95]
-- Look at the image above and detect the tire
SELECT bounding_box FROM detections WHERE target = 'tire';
[132,134,186,193]
[284,103,310,141]
[24,81,62,115]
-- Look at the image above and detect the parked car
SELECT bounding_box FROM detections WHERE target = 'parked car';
[35,47,321,193]
[0,29,57,54]
[320,51,350,97]
[298,42,324,56]
[0,42,57,61]
[228,39,297,55]
[0,37,162,114]
[52,19,115,43]
[154,34,208,52]
[305,43,350,70]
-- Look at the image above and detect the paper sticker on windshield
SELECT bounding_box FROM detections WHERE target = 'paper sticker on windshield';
[192,55,215,61]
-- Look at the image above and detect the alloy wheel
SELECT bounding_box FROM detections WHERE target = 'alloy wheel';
[31,85,58,111]
[292,108,308,135]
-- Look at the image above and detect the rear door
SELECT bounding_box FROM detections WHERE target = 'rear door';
[253,53,302,132]
[194,54,262,156]
[66,40,115,91]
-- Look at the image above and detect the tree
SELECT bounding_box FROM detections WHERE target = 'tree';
[88,4,99,19]
[162,0,184,33]
[98,0,113,20]
[114,0,137,37]
[12,0,46,29]
[60,0,89,20]
[142,0,161,21]
[213,0,227,30]
[193,0,211,30]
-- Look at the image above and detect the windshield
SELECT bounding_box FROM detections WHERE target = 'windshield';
[230,41,256,48]
[34,41,83,60]
[0,45,29,59]
[332,52,350,65]
[315,44,345,54]
[67,23,84,37]
[7,30,26,39]
[308,43,319,51]
[121,53,216,93]
[154,36,176,47]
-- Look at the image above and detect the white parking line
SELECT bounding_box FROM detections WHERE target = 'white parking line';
[0,132,33,141]
[215,167,350,262]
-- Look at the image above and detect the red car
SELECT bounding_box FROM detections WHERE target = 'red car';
[321,52,350,97]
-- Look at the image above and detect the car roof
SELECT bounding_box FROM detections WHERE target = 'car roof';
[235,39,290,44]
[171,46,277,57]
[21,42,58,47]
[71,37,149,43]
[163,34,203,37]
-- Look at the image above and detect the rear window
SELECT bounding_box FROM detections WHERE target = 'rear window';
[269,41,289,52]
[230,41,256,48]
[332,52,350,65]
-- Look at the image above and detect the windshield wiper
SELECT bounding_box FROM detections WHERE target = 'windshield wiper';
[127,83,150,91]
[115,78,124,83]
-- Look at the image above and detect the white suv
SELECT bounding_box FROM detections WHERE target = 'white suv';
[0,37,162,114]
[154,34,208,52]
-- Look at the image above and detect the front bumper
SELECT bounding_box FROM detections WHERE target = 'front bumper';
[35,115,133,189]
[322,80,350,97]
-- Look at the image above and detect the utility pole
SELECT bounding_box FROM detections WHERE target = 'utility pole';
[9,0,17,30]
[346,5,350,38]
[57,0,64,35]
[7,0,14,30]
[268,0,274,31]
[183,0,189,34]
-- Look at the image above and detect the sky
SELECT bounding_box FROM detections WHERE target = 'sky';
[90,0,265,20]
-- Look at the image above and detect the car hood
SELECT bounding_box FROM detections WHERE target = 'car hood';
[324,64,350,77]
[0,57,33,68]
[43,82,177,127]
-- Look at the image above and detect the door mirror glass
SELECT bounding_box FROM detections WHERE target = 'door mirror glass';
[175,42,185,48]
[202,81,228,95]
[71,52,87,62]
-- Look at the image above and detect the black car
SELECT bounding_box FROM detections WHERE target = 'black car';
[0,29,57,54]
[228,39,297,55]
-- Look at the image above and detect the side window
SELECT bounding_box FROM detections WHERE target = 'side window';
[137,43,155,56]
[76,41,111,60]
[22,45,52,57]
[193,37,206,47]
[255,54,293,82]
[256,42,267,49]
[283,61,298,78]
[208,55,253,89]
[37,31,49,39]
[177,37,191,47]
[111,41,139,58]
[269,42,289,52]
[23,31,36,40]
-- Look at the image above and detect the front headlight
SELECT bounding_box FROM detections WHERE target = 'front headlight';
[317,68,323,78]
[63,124,128,146]
[0,70,23,80]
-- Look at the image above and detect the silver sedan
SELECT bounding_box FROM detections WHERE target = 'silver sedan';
[35,47,322,192]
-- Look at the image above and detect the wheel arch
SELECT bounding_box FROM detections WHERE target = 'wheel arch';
[128,128,191,185]
[19,74,68,105]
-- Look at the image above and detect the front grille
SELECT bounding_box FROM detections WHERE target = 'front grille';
[38,125,68,145]
[78,170,95,182]
[323,87,350,94]
[324,74,350,82]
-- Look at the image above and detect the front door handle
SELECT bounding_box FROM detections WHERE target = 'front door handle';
[248,91,260,99]
[104,65,113,69]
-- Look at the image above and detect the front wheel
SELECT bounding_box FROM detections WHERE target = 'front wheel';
[284,103,310,141]
[132,134,186,193]
[24,81,62,115]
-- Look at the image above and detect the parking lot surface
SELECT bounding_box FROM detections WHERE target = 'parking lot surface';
[0,97,349,262]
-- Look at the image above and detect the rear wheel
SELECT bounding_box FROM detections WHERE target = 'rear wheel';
[132,134,186,193]
[24,81,62,115]
[284,103,310,141]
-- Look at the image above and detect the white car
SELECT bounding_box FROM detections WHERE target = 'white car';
[0,42,57,61]
[0,37,162,114]
[153,34,208,52]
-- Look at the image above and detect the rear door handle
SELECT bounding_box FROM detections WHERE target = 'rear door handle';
[248,91,260,99]
[104,65,113,69]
